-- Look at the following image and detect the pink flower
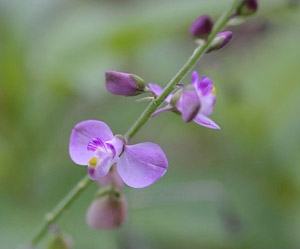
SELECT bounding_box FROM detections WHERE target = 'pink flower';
[149,71,220,129]
[69,120,168,188]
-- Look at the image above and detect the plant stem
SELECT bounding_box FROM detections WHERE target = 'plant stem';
[24,175,93,247]
[22,0,244,247]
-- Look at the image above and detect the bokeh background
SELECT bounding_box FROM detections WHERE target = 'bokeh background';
[0,0,299,248]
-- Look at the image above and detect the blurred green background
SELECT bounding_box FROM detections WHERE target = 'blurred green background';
[0,0,299,248]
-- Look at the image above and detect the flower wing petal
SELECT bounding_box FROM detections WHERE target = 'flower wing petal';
[181,87,201,122]
[69,120,114,165]
[117,143,168,188]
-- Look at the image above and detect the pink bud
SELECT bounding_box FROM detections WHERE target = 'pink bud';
[105,71,145,96]
[86,194,127,230]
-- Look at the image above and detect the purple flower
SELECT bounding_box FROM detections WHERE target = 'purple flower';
[149,71,220,129]
[237,0,258,16]
[207,31,233,52]
[105,71,146,96]
[190,15,214,38]
[69,120,168,188]
[86,193,127,230]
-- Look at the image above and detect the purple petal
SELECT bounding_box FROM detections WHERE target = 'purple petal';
[117,143,168,188]
[180,87,201,122]
[148,83,163,97]
[151,105,174,118]
[197,77,213,96]
[191,71,199,87]
[69,120,114,165]
[193,113,220,129]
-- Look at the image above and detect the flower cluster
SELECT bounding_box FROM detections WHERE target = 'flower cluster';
[67,0,258,231]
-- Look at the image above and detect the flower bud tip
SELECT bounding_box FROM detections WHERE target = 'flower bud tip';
[190,15,213,39]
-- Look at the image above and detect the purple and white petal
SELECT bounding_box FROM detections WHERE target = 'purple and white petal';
[88,155,115,181]
[117,143,168,188]
[193,113,220,129]
[180,87,201,122]
[69,120,114,165]
[197,77,213,96]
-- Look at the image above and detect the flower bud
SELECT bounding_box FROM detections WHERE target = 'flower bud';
[86,193,127,230]
[105,71,146,96]
[207,31,232,53]
[237,0,258,16]
[190,15,213,39]
[180,86,201,122]
[47,232,73,249]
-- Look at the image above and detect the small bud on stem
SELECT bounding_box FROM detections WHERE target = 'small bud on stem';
[105,71,146,96]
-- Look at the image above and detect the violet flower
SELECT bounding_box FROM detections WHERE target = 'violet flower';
[69,120,168,188]
[149,71,220,129]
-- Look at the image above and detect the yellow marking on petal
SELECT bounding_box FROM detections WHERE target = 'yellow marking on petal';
[89,156,98,167]
[212,86,216,95]
[97,147,102,151]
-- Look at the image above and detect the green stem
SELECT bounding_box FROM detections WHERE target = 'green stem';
[25,175,93,247]
[22,0,244,247]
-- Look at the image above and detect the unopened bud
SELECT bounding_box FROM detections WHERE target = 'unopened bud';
[86,193,127,230]
[47,232,73,249]
[105,71,145,96]
[180,86,201,122]
[190,15,214,39]
[207,31,233,53]
[237,0,258,16]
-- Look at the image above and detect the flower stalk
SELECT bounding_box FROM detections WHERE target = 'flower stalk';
[21,0,246,247]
